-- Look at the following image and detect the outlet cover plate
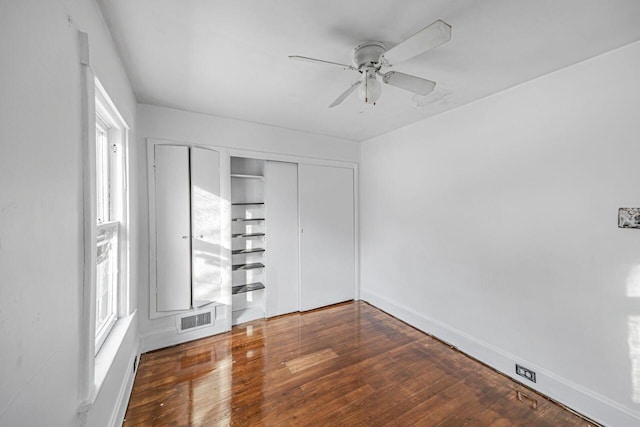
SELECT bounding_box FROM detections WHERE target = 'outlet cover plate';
[516,364,536,383]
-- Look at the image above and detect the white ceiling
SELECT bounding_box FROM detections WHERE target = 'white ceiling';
[98,0,640,142]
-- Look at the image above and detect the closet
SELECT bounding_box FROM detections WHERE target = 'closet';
[263,160,299,317]
[230,157,267,324]
[299,164,355,311]
[153,145,222,312]
[149,141,356,327]
[229,158,355,320]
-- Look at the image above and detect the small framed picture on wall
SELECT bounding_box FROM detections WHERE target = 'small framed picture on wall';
[618,208,640,229]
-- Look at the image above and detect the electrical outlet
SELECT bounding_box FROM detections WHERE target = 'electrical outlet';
[516,364,536,383]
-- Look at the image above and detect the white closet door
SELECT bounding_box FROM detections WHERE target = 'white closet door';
[191,147,222,308]
[299,164,355,311]
[155,145,191,312]
[264,161,299,317]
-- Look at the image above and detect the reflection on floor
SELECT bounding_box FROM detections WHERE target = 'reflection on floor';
[124,301,595,426]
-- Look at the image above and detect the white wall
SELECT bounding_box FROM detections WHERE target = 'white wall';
[0,1,138,425]
[137,104,360,163]
[360,40,640,426]
[136,104,359,350]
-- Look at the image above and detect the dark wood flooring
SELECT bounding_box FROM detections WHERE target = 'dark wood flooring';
[124,301,595,426]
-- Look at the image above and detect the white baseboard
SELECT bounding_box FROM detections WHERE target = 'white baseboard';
[140,322,228,354]
[110,343,140,427]
[361,288,640,427]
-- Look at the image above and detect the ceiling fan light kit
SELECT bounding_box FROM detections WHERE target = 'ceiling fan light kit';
[358,66,382,104]
[289,19,451,107]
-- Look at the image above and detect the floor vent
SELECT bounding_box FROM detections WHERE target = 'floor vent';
[177,310,214,333]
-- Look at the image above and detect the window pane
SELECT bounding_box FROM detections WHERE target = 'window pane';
[96,249,113,329]
[96,122,109,224]
[96,222,118,348]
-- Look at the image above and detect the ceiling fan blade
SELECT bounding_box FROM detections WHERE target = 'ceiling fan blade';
[381,20,451,66]
[329,81,361,108]
[381,71,436,96]
[289,55,357,71]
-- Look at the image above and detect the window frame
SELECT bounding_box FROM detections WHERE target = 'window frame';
[78,35,134,411]
[93,78,130,355]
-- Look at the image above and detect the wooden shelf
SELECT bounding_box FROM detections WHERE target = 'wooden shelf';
[231,173,264,180]
[232,248,265,255]
[232,282,265,294]
[232,232,265,238]
[232,217,265,222]
[232,202,264,206]
[232,262,265,271]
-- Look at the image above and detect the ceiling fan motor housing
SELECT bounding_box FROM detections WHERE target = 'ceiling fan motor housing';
[353,41,386,69]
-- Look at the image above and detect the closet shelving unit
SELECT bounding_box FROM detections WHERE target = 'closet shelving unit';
[231,282,266,295]
[232,262,265,271]
[231,232,265,238]
[232,248,265,255]
[230,174,263,180]
[230,158,267,324]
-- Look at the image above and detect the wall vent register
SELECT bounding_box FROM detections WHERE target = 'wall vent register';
[177,310,214,333]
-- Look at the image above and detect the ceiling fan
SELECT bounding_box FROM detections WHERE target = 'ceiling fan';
[289,19,451,107]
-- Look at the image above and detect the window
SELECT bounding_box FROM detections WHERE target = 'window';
[95,117,110,224]
[94,80,129,353]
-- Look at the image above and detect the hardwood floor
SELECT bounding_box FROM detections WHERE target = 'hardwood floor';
[124,302,595,426]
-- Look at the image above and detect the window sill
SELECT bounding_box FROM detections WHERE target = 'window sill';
[79,311,136,413]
